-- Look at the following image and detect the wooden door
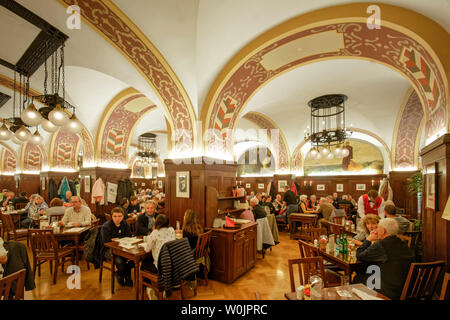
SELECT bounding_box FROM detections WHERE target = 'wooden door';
[233,232,246,279]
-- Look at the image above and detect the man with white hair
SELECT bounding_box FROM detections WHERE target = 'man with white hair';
[249,197,267,220]
[59,196,92,227]
[355,218,414,299]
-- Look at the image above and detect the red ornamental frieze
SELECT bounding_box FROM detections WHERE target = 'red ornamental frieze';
[52,129,79,169]
[4,150,16,172]
[79,129,95,164]
[242,113,290,170]
[100,94,156,163]
[394,91,424,168]
[23,143,42,171]
[61,0,194,150]
[209,22,446,141]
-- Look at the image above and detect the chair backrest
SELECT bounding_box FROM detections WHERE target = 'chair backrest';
[288,257,325,293]
[439,272,450,300]
[28,229,58,255]
[0,213,16,236]
[49,214,64,225]
[400,260,445,300]
[338,204,351,216]
[328,222,345,236]
[298,240,320,258]
[194,230,212,260]
[15,203,27,210]
[397,234,412,248]
[105,213,111,221]
[331,216,345,225]
[308,227,327,242]
[0,269,26,300]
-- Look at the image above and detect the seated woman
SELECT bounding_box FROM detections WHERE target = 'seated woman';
[261,195,276,214]
[45,198,66,217]
[352,213,380,246]
[21,195,48,228]
[136,200,157,236]
[298,194,317,214]
[140,214,175,273]
[307,195,319,210]
[100,207,134,287]
[182,210,203,250]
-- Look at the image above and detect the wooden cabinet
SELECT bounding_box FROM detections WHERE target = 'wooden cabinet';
[209,222,257,283]
[206,186,246,226]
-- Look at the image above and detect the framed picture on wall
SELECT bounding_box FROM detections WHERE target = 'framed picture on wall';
[425,163,438,211]
[141,183,146,187]
[158,180,163,189]
[317,184,325,191]
[84,176,91,193]
[246,183,251,189]
[176,171,190,198]
[336,184,344,192]
[278,180,287,192]
[258,183,264,189]
[356,184,366,191]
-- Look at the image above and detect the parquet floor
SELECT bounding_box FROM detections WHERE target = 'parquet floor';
[23,231,298,300]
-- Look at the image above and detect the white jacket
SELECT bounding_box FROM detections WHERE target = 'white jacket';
[91,178,105,205]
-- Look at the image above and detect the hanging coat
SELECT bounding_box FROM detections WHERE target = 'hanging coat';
[295,182,302,196]
[290,181,298,196]
[270,180,276,199]
[74,180,80,197]
[58,177,71,200]
[91,178,105,205]
[48,179,58,200]
[69,180,77,196]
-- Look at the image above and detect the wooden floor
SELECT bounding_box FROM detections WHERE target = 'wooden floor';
[23,230,298,300]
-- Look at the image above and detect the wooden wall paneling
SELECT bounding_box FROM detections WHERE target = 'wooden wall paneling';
[15,174,40,198]
[0,175,17,193]
[129,178,156,190]
[389,171,419,218]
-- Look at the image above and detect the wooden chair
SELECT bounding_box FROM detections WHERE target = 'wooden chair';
[287,257,327,295]
[338,204,351,219]
[331,216,345,225]
[289,215,317,240]
[28,229,75,285]
[0,213,29,246]
[126,217,137,235]
[297,240,341,287]
[328,222,346,236]
[49,214,64,225]
[0,269,26,300]
[194,230,212,289]
[307,227,327,241]
[400,260,445,300]
[15,202,27,210]
[439,272,450,300]
[397,234,412,248]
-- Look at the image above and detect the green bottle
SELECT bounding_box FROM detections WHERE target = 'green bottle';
[342,236,348,253]
[338,235,344,254]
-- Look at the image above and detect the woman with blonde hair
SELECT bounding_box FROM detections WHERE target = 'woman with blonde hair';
[182,209,203,249]
[352,213,380,246]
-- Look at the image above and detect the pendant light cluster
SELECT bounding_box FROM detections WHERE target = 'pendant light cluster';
[304,94,353,160]
[0,44,83,146]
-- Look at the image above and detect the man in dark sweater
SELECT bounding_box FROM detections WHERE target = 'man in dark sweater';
[249,198,267,220]
[101,207,134,287]
[355,218,414,299]
[282,186,298,222]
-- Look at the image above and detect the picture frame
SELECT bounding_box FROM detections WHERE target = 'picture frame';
[258,183,264,189]
[176,171,190,198]
[278,180,287,192]
[158,180,163,189]
[246,183,251,189]
[336,183,344,192]
[316,184,325,191]
[425,163,438,211]
[84,176,91,193]
[356,184,366,191]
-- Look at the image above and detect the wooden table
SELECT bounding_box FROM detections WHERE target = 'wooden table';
[1,209,25,228]
[317,245,366,279]
[284,283,390,300]
[104,240,152,300]
[288,213,317,240]
[54,226,91,266]
[321,220,358,237]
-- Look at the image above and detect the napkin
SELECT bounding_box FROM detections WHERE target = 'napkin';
[351,288,383,300]
[225,216,235,227]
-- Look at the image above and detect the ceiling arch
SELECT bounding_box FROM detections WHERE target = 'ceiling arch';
[201,3,449,154]
[58,0,198,153]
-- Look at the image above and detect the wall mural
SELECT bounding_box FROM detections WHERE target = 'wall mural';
[304,140,384,176]
[237,146,275,176]
[2,149,17,173]
[206,21,447,153]
[51,128,79,170]
[22,143,42,172]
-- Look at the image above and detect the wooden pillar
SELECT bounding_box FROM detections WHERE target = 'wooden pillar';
[419,134,450,271]
[164,157,237,228]
[15,173,40,197]
[0,175,17,193]
[389,171,419,218]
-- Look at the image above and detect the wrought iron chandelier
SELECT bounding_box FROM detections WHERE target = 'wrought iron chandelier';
[304,94,352,160]
[135,133,159,166]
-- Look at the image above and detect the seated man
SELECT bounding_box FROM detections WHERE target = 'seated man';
[136,200,157,236]
[384,204,411,234]
[272,194,285,215]
[100,207,134,286]
[2,191,17,208]
[13,192,28,209]
[58,196,92,227]
[355,218,414,300]
[63,191,73,207]
[119,197,130,220]
[128,196,140,214]
[317,196,335,227]
[332,192,341,209]
[249,197,267,220]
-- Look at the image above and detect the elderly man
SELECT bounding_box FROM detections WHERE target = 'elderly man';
[355,218,414,300]
[63,191,72,205]
[59,196,92,227]
[317,196,335,227]
[384,204,411,234]
[249,197,267,220]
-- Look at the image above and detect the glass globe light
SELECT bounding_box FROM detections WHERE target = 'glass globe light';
[30,128,43,145]
[15,125,31,142]
[309,147,318,158]
[41,119,59,132]
[326,152,334,160]
[0,122,13,140]
[342,148,350,157]
[334,145,342,157]
[315,152,322,160]
[11,135,23,145]
[48,104,69,126]
[65,113,83,134]
[321,147,330,156]
[21,103,43,126]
